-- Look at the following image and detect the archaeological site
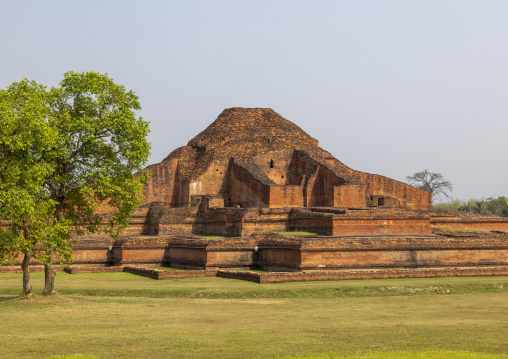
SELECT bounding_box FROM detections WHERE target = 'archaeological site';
[5,108,508,282]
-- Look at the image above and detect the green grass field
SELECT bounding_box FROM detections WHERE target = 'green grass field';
[1,272,507,359]
[275,231,319,236]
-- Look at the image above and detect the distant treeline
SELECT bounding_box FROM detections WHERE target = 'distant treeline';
[433,196,508,217]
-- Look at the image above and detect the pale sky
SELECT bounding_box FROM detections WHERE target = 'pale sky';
[1,1,507,200]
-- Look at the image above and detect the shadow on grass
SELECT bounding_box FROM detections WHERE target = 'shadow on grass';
[0,295,22,302]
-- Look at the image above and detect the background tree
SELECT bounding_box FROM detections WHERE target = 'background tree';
[41,71,151,293]
[431,199,463,211]
[434,196,508,217]
[471,199,490,215]
[460,197,508,217]
[406,169,453,204]
[486,196,508,217]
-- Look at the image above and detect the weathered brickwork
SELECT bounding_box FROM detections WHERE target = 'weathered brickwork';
[44,231,507,274]
[0,265,48,273]
[256,230,508,271]
[64,266,124,274]
[9,228,507,280]
[217,266,508,283]
[128,107,433,238]
[7,107,508,282]
[111,236,171,266]
[331,217,431,235]
[431,219,508,232]
[123,266,216,279]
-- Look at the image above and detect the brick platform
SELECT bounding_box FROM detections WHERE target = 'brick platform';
[217,266,508,283]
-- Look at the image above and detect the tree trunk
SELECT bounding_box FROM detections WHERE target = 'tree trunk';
[22,249,33,297]
[43,263,56,294]
[43,202,63,295]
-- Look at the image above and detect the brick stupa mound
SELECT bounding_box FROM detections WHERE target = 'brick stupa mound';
[144,107,431,214]
[155,107,324,182]
[188,107,318,150]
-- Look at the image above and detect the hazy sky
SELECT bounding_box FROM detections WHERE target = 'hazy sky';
[1,1,507,200]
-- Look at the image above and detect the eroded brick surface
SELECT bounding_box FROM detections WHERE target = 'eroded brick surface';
[5,108,508,279]
[129,107,433,237]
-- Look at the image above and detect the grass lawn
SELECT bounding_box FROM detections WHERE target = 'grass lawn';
[0,272,507,359]
[151,266,186,271]
[275,231,319,236]
[432,227,491,233]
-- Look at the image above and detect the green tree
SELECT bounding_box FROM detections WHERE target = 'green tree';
[472,199,490,215]
[0,72,151,295]
[486,196,508,217]
[433,199,464,211]
[437,196,508,217]
[41,71,150,293]
[0,79,57,296]
[406,169,453,204]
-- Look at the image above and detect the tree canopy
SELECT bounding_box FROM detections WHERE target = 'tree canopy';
[47,71,150,236]
[406,169,453,203]
[0,79,59,295]
[0,72,151,295]
[434,197,508,217]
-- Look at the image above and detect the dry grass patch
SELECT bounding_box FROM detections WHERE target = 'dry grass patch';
[432,226,492,233]
[1,273,508,358]
[278,350,508,358]
[276,231,319,236]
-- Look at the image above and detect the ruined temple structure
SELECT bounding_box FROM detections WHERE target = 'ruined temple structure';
[71,107,507,279]
[135,107,433,237]
[6,107,508,281]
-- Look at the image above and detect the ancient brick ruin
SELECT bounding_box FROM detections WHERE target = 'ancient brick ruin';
[4,107,508,281]
[135,107,432,237]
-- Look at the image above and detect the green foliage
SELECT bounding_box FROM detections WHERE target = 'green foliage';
[0,79,58,264]
[435,197,508,217]
[0,72,151,291]
[46,71,151,237]
[487,196,508,217]
[433,199,463,211]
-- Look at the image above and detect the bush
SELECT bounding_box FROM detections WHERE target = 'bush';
[434,196,508,217]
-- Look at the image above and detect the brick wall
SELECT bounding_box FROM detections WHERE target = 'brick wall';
[111,237,168,265]
[142,146,198,207]
[325,157,431,210]
[253,150,294,185]
[332,184,366,208]
[306,166,345,207]
[218,266,508,283]
[5,231,508,279]
[123,266,216,279]
[290,216,334,235]
[431,219,508,232]
[351,172,431,210]
[190,160,229,198]
[332,217,432,235]
[229,161,271,208]
[143,160,177,204]
[258,234,508,271]
[269,185,304,207]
